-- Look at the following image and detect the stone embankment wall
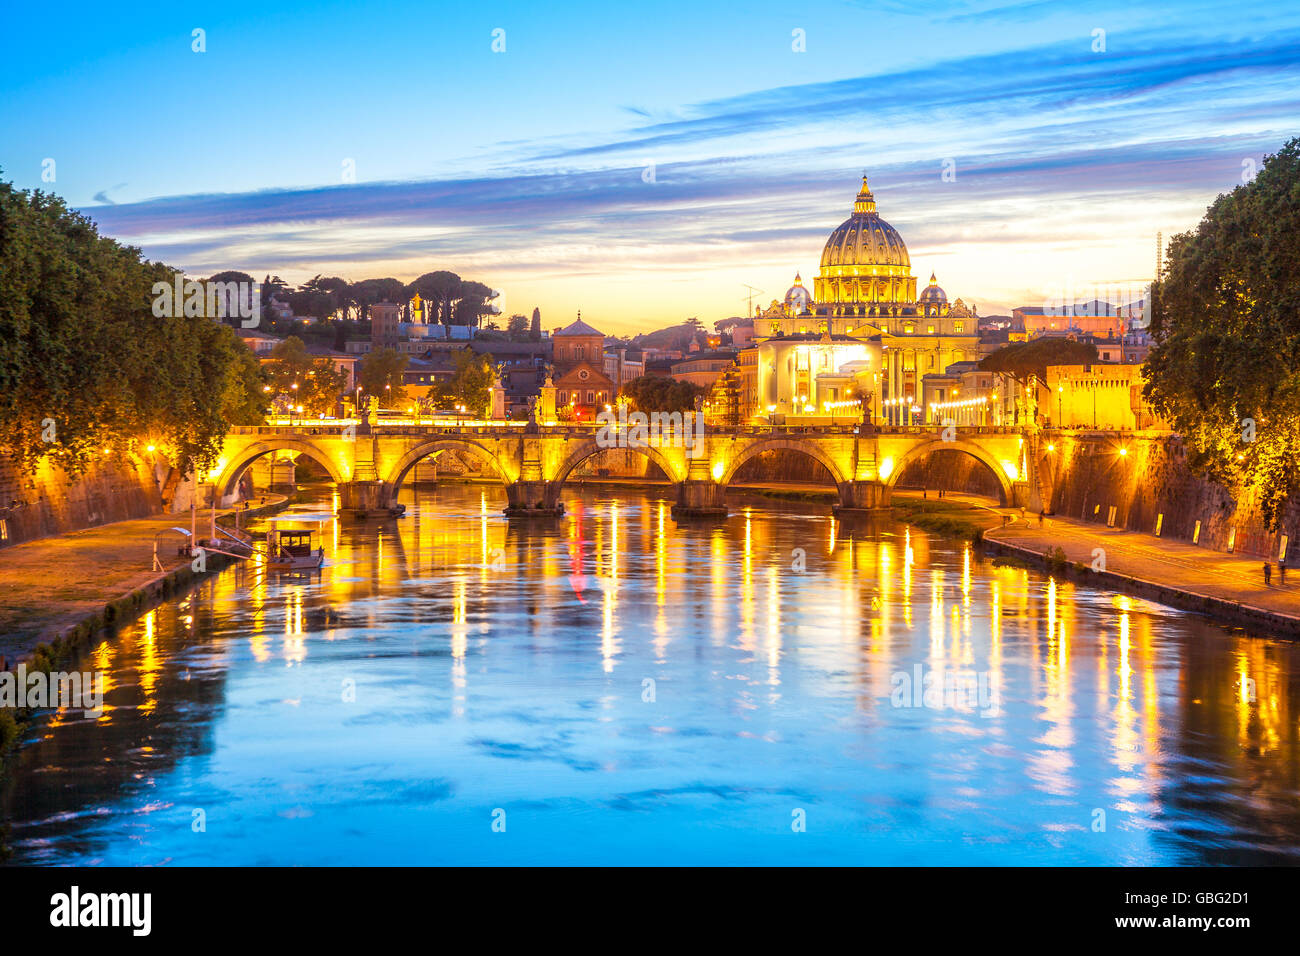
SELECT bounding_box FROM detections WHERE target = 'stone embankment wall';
[1044,433,1299,559]
[0,456,164,549]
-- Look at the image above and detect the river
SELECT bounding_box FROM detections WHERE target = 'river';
[3,484,1298,865]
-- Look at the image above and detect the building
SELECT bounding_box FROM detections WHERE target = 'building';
[1044,363,1166,430]
[603,347,645,390]
[236,329,283,356]
[670,350,736,389]
[747,176,983,423]
[371,301,402,350]
[1013,303,1125,339]
[551,316,616,420]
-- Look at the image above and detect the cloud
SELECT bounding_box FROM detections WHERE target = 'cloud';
[68,17,1300,322]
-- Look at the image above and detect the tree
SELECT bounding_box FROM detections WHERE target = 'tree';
[442,349,496,415]
[358,347,409,408]
[454,279,496,327]
[408,270,461,325]
[619,375,708,413]
[1143,137,1300,529]
[351,277,407,321]
[979,337,1099,389]
[0,174,266,479]
[506,314,529,339]
[265,335,347,416]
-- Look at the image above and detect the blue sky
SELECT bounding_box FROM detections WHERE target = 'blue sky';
[2,0,1297,333]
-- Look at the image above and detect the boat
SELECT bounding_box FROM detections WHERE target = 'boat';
[265,528,325,570]
[262,513,333,571]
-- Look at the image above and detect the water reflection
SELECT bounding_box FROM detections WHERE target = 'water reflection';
[3,484,1300,865]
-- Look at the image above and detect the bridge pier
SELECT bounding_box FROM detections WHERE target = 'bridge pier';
[339,481,405,519]
[832,480,891,518]
[504,480,564,518]
[671,480,728,520]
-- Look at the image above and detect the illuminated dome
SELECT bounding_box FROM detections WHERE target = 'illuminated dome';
[784,273,813,313]
[814,176,917,315]
[918,272,947,304]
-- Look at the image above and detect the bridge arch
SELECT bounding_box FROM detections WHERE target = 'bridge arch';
[217,439,346,497]
[386,439,513,493]
[718,437,851,487]
[885,438,1014,505]
[551,439,686,487]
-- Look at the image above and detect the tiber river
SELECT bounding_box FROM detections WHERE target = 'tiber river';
[3,484,1299,865]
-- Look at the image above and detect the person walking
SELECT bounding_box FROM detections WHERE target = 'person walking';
[1280,558,1288,585]
[1264,561,1272,586]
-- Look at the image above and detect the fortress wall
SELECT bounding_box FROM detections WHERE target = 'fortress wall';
[0,455,163,549]
[1045,433,1300,558]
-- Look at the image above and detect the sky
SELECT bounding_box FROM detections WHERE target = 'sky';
[2,0,1297,335]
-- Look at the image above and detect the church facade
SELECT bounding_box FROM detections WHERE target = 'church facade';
[748,176,983,424]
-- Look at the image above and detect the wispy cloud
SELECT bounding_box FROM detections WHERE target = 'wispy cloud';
[68,17,1300,326]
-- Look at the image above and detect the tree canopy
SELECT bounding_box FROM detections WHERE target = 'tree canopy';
[619,375,708,413]
[0,175,266,477]
[439,350,496,415]
[357,348,409,408]
[265,336,349,416]
[1142,137,1300,528]
[978,337,1099,385]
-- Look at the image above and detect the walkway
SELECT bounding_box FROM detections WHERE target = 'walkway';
[0,497,284,661]
[983,508,1300,633]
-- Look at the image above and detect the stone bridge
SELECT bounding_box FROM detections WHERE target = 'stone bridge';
[212,422,1041,519]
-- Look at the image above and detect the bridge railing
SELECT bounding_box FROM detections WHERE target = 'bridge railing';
[232,421,1026,439]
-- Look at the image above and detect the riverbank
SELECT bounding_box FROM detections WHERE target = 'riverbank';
[983,513,1300,638]
[0,494,289,666]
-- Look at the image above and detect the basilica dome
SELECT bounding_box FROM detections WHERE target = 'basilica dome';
[784,273,813,313]
[918,272,947,304]
[814,176,917,313]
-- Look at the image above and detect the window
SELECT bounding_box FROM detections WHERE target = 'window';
[927,325,935,334]
[954,322,964,333]
[587,390,595,404]
[903,325,913,334]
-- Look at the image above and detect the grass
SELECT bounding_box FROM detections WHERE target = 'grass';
[891,497,1002,543]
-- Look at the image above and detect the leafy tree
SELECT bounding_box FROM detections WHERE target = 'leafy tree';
[408,270,461,325]
[0,174,266,478]
[979,337,1099,388]
[358,347,409,408]
[441,349,496,415]
[454,280,496,327]
[265,335,347,416]
[1143,138,1300,528]
[351,277,407,320]
[506,314,529,339]
[619,375,708,413]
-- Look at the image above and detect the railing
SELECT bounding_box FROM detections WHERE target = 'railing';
[232,419,1028,439]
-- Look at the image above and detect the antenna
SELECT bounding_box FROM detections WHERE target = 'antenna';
[741,284,765,316]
